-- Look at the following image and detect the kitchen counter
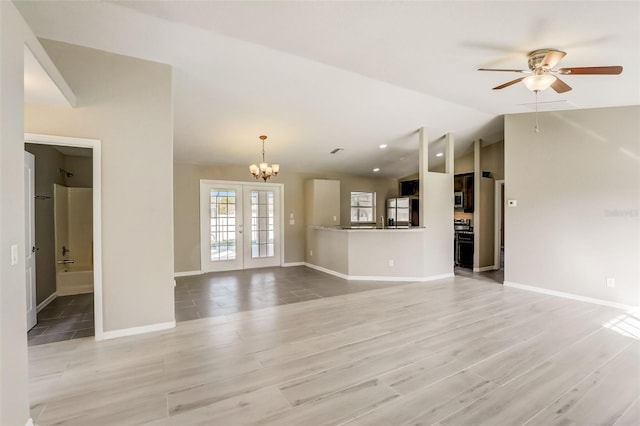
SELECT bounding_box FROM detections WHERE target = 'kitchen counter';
[313,225,425,232]
[306,226,451,282]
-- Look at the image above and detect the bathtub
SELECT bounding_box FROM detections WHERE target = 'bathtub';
[56,263,94,296]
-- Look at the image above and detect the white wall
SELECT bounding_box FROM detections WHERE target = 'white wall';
[0,3,32,424]
[25,40,175,332]
[422,171,454,277]
[505,106,640,307]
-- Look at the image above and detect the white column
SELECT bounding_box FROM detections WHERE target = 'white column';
[473,139,481,269]
[419,127,429,227]
[444,132,454,174]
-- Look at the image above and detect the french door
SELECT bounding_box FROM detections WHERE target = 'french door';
[200,180,282,272]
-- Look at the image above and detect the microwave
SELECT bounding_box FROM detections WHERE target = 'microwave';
[454,191,464,208]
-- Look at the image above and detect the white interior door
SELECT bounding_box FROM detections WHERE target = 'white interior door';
[200,180,282,272]
[25,152,37,331]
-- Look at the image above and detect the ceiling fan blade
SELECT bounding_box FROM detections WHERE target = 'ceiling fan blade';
[478,68,529,73]
[541,50,566,68]
[558,66,623,75]
[492,77,525,90]
[550,77,572,93]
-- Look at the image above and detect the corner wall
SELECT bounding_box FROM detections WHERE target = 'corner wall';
[505,106,640,307]
[24,40,175,332]
[0,3,31,424]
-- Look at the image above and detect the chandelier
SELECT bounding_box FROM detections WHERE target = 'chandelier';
[249,135,280,181]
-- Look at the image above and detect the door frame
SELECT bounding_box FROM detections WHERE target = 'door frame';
[24,133,104,341]
[494,179,505,273]
[200,179,285,272]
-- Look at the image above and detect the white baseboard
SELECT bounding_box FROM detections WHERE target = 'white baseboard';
[36,292,57,312]
[25,418,34,426]
[101,321,176,340]
[504,281,639,312]
[174,270,201,277]
[282,262,305,267]
[305,263,453,283]
[473,266,497,272]
[305,263,350,279]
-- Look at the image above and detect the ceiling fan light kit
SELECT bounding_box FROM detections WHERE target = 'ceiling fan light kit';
[478,48,623,133]
[523,74,557,92]
[478,48,623,93]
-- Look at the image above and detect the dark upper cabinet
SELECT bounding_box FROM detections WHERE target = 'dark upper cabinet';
[400,179,419,197]
[455,173,474,212]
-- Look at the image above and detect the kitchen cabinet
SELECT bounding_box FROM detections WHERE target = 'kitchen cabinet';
[454,173,474,213]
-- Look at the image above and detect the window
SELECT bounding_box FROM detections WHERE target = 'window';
[350,191,376,224]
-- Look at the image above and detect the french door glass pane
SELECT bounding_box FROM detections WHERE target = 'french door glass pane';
[210,189,237,261]
[251,190,274,259]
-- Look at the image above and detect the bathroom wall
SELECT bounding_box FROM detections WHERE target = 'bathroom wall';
[54,184,69,266]
[64,154,92,188]
[66,187,93,265]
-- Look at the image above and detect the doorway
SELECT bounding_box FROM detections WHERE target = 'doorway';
[200,180,283,273]
[24,133,103,342]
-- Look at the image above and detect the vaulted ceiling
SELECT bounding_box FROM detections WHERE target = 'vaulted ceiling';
[17,1,640,177]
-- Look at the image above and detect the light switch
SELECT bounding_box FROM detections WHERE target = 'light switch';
[290,213,294,219]
[10,244,18,265]
[507,200,517,207]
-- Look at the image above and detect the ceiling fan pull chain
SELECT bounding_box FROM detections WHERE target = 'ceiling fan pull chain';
[534,90,540,133]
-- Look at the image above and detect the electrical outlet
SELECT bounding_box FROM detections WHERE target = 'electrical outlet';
[309,250,313,257]
[289,219,295,225]
[333,216,337,221]
[388,259,394,267]
[606,277,616,288]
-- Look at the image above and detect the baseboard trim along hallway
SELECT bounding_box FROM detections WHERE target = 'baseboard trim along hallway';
[305,262,454,282]
[504,281,639,312]
[101,320,176,340]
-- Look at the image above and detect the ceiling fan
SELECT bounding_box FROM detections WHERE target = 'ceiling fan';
[478,48,623,93]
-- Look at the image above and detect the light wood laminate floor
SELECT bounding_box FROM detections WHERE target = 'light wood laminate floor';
[28,269,639,425]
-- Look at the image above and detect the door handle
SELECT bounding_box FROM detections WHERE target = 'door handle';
[31,246,39,253]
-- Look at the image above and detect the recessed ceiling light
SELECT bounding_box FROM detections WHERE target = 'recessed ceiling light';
[436,152,444,157]
[379,144,387,149]
[373,168,380,172]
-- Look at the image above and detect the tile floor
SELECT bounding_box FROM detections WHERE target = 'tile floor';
[27,292,94,346]
[174,266,406,322]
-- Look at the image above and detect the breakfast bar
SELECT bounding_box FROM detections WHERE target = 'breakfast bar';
[306,225,449,281]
